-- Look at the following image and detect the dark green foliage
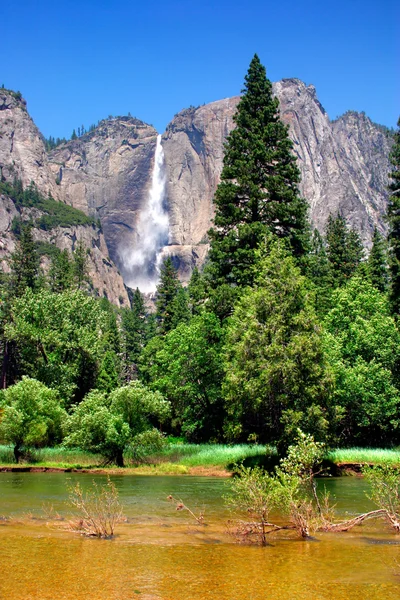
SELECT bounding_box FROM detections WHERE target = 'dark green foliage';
[325,214,364,286]
[96,351,120,393]
[121,288,148,365]
[49,249,73,293]
[0,179,96,230]
[44,135,67,151]
[303,229,333,316]
[223,242,332,446]
[367,227,388,291]
[72,240,90,290]
[155,257,188,334]
[324,277,400,445]
[387,117,400,314]
[208,54,309,289]
[8,224,40,298]
[187,267,207,315]
[141,312,225,442]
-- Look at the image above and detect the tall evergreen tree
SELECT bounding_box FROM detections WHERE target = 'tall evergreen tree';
[72,240,89,290]
[207,54,309,288]
[8,224,40,297]
[121,288,148,364]
[387,117,400,314]
[325,214,363,287]
[155,257,182,334]
[368,227,388,292]
[49,249,73,293]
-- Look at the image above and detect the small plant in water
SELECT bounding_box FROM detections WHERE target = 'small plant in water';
[68,477,124,538]
[167,495,205,525]
[363,465,400,531]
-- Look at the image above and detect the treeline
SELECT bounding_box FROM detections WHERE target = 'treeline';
[0,178,97,231]
[1,55,400,465]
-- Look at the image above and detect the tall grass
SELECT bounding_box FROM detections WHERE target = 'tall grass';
[150,443,275,467]
[327,448,400,466]
[0,445,101,467]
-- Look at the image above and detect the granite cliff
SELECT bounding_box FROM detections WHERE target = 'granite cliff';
[161,80,392,277]
[0,89,129,306]
[0,82,393,291]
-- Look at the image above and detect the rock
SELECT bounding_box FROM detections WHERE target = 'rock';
[0,90,130,307]
[0,82,393,291]
[0,90,59,198]
[160,80,392,278]
[49,117,158,281]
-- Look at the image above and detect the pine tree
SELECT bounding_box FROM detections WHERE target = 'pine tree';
[387,117,400,314]
[49,249,73,293]
[325,214,363,287]
[207,54,309,288]
[187,266,207,315]
[155,257,181,334]
[73,240,89,290]
[368,227,388,292]
[121,288,148,364]
[8,224,40,297]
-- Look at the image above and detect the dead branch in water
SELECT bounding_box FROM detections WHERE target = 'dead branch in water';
[167,495,205,525]
[318,509,388,532]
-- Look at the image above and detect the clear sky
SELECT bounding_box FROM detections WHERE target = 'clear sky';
[1,0,398,139]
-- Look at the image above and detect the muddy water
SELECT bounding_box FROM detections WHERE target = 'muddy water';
[0,474,399,599]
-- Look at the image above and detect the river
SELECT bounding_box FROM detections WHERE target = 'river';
[0,473,399,599]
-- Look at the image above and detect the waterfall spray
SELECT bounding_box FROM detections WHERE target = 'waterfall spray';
[123,135,169,293]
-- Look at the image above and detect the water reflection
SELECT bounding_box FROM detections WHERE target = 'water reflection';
[0,473,399,599]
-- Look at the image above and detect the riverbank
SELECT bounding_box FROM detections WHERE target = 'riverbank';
[1,444,400,475]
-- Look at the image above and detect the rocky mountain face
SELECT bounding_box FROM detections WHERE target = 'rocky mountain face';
[161,80,392,275]
[0,82,393,292]
[0,90,129,306]
[48,118,158,276]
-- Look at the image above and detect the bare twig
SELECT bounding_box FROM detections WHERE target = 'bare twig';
[167,495,205,525]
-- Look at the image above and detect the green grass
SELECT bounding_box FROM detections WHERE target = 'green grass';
[327,448,400,467]
[2,444,400,471]
[0,445,102,467]
[151,443,274,467]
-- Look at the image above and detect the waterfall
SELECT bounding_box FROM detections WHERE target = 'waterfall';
[123,135,169,293]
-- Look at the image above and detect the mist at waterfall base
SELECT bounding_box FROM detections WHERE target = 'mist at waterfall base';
[121,135,169,294]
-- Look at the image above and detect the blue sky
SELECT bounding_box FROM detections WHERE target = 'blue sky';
[1,0,398,138]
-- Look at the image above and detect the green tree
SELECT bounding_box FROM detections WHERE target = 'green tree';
[207,54,309,289]
[5,289,110,403]
[0,377,65,463]
[303,228,333,316]
[121,288,148,373]
[367,227,388,292]
[142,312,224,441]
[49,249,73,293]
[63,381,170,466]
[325,214,364,287]
[96,351,120,393]
[187,266,207,315]
[155,257,186,334]
[387,117,400,314]
[324,276,400,444]
[72,239,89,290]
[223,242,332,446]
[8,224,40,297]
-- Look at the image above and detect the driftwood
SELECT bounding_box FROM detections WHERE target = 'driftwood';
[318,509,388,532]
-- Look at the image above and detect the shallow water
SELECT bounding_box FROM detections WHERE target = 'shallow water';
[0,473,399,599]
